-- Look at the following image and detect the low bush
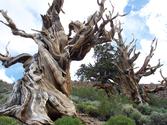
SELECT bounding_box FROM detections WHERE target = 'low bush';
[72,86,167,125]
[0,94,9,105]
[54,116,84,125]
[150,112,167,125]
[72,86,134,120]
[77,101,99,117]
[72,86,105,101]
[137,104,153,115]
[148,94,167,109]
[0,116,21,125]
[104,115,136,125]
[122,104,135,116]
[97,98,112,120]
[122,104,150,125]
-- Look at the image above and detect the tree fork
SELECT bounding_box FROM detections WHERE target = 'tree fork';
[0,0,120,124]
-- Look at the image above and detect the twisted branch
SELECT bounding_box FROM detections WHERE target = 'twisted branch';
[0,10,35,39]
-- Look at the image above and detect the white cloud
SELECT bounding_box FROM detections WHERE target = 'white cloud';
[0,0,41,55]
[139,0,167,41]
[123,12,146,38]
[136,0,167,83]
[0,68,14,83]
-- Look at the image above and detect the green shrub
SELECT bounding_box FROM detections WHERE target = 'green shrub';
[72,86,105,101]
[97,98,112,119]
[154,108,167,113]
[139,115,150,125]
[130,111,151,125]
[122,104,150,125]
[150,112,167,125]
[0,116,21,125]
[148,94,167,109]
[72,86,134,120]
[97,95,132,120]
[137,104,153,115]
[122,104,135,116]
[77,101,99,117]
[104,115,136,125]
[0,94,9,105]
[54,116,84,125]
[75,94,124,120]
[137,103,167,116]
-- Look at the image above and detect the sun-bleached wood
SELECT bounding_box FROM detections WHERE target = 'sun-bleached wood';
[1,0,165,124]
[0,0,119,124]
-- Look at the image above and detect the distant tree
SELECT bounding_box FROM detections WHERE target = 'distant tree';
[76,25,163,103]
[76,43,117,83]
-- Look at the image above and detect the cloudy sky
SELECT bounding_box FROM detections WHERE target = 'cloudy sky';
[0,0,167,84]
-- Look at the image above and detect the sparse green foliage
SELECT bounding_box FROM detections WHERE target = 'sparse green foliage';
[77,101,99,117]
[104,115,136,125]
[72,86,133,120]
[122,104,151,125]
[0,80,12,105]
[150,112,167,125]
[98,97,112,120]
[137,104,153,115]
[0,116,21,125]
[122,104,136,116]
[54,116,84,125]
[148,94,167,109]
[1,81,167,125]
[72,86,105,101]
[76,43,117,83]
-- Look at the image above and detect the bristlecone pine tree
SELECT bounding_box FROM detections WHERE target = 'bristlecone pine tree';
[0,0,122,124]
[76,43,117,83]
[75,4,166,104]
[110,35,162,103]
[76,34,163,103]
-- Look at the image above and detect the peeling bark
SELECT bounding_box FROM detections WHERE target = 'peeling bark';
[0,0,119,124]
[110,26,162,103]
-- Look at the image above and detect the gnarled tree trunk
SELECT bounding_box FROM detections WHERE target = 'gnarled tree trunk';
[111,29,162,103]
[0,0,118,124]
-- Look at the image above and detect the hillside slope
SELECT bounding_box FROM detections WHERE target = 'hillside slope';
[0,80,12,105]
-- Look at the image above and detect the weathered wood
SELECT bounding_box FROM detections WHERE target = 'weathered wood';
[110,24,162,103]
[0,0,121,124]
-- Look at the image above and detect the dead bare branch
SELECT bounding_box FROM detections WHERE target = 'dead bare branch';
[145,84,167,93]
[0,10,35,39]
[135,39,158,76]
[0,53,32,68]
[160,69,167,85]
[0,53,11,62]
[143,60,162,77]
[146,70,167,93]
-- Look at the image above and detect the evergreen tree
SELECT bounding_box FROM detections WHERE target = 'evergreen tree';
[76,43,117,83]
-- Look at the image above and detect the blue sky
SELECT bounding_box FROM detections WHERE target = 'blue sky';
[123,0,152,49]
[0,0,167,83]
[124,0,149,12]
